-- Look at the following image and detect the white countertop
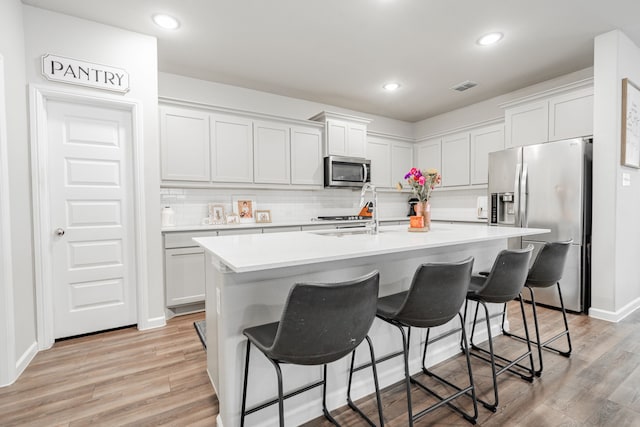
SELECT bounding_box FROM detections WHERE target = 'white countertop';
[194,223,548,273]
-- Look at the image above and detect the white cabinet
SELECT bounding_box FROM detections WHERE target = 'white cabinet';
[504,85,593,147]
[253,121,290,184]
[165,247,206,307]
[291,126,323,185]
[548,87,593,141]
[367,137,392,187]
[310,111,371,157]
[415,138,442,188]
[211,115,254,183]
[160,107,210,182]
[505,100,549,148]
[442,133,470,187]
[470,124,504,185]
[391,141,414,185]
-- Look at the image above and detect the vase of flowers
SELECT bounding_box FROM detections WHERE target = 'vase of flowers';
[397,168,441,230]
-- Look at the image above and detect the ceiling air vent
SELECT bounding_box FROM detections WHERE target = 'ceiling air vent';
[451,80,478,92]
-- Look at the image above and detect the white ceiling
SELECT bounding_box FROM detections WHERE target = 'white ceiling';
[21,0,640,122]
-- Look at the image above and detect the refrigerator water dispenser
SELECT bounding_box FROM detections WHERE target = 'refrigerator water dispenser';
[490,192,516,225]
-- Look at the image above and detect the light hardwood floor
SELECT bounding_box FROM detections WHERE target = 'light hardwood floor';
[1,305,640,426]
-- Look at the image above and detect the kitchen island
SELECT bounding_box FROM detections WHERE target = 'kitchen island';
[194,223,549,427]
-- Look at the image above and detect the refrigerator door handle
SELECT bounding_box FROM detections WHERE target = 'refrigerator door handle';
[520,163,528,227]
[514,163,521,226]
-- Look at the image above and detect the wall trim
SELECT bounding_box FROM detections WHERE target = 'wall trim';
[14,341,37,382]
[139,316,166,331]
[29,85,151,349]
[415,116,504,142]
[0,54,17,387]
[589,297,640,323]
[498,77,594,110]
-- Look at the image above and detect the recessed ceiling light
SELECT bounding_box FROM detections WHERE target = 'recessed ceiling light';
[477,32,503,46]
[153,14,180,30]
[383,82,401,91]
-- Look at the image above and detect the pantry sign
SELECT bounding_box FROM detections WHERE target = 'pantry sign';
[41,54,130,93]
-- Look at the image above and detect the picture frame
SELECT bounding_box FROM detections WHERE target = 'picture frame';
[232,195,256,223]
[255,210,272,223]
[226,214,240,225]
[621,78,640,168]
[207,204,226,224]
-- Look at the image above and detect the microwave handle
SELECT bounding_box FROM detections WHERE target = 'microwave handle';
[363,163,368,183]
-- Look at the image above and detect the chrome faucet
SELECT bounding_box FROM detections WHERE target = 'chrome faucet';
[359,183,379,234]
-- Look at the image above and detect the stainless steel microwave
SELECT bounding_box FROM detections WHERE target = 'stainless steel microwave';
[324,156,371,188]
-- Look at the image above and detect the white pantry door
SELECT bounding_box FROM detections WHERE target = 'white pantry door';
[47,100,137,338]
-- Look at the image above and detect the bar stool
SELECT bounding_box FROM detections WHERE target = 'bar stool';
[464,246,534,412]
[349,257,478,426]
[501,240,573,376]
[240,271,384,427]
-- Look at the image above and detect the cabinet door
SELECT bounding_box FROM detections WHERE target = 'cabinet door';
[211,115,254,182]
[548,87,593,141]
[391,141,414,186]
[160,107,210,182]
[367,137,392,187]
[415,138,442,188]
[470,124,504,185]
[348,123,367,157]
[326,119,348,156]
[505,100,549,148]
[442,132,470,187]
[165,247,206,306]
[253,121,290,184]
[291,126,323,185]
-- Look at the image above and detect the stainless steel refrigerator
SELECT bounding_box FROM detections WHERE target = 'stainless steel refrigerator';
[488,138,592,313]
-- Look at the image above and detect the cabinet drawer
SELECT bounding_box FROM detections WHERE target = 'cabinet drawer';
[217,228,260,236]
[262,226,302,233]
[164,231,218,249]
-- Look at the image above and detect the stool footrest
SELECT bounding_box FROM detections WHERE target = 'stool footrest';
[244,379,324,416]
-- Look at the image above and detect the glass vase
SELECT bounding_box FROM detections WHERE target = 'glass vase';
[414,201,431,230]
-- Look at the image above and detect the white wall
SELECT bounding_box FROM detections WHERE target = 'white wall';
[0,0,34,386]
[22,6,165,328]
[591,30,640,319]
[159,72,414,138]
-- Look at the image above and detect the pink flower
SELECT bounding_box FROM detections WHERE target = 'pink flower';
[418,176,426,185]
[410,167,417,175]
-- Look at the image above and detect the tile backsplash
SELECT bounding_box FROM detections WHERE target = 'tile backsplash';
[160,187,411,226]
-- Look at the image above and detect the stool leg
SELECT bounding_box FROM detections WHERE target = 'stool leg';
[469,300,481,349]
[321,364,339,426]
[366,335,385,427]
[500,302,509,335]
[240,341,251,427]
[396,324,414,427]
[528,286,544,376]
[266,358,285,427]
[480,300,499,412]
[459,312,479,423]
[517,294,536,381]
[556,282,573,357]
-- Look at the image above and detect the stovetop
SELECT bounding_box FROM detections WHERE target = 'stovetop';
[316,215,370,221]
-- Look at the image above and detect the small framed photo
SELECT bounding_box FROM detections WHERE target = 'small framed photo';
[255,210,272,223]
[622,78,640,168]
[208,204,226,224]
[232,195,256,223]
[226,214,240,225]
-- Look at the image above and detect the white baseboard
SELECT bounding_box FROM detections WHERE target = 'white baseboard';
[138,316,166,331]
[15,341,37,381]
[216,415,223,427]
[589,297,640,322]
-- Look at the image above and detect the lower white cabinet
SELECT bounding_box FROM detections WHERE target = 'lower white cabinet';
[165,247,206,307]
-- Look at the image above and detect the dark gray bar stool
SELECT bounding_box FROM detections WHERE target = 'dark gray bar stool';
[349,257,478,426]
[501,240,573,376]
[464,246,535,412]
[240,271,384,427]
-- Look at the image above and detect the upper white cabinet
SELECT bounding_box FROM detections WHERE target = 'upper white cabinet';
[414,138,442,188]
[442,132,470,187]
[470,124,504,185]
[291,126,323,185]
[548,87,593,141]
[310,111,371,158]
[160,107,211,182]
[367,135,414,188]
[211,115,254,183]
[253,121,290,184]
[367,136,392,187]
[504,83,593,148]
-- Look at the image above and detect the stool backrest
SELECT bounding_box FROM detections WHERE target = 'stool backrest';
[391,257,474,328]
[269,270,380,365]
[526,240,572,287]
[473,246,533,303]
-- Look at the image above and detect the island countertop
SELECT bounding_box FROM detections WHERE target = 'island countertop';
[194,223,549,273]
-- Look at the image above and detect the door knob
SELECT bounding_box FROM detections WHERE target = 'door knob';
[55,228,65,237]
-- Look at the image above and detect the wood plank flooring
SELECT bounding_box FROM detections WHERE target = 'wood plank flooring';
[1,305,639,426]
